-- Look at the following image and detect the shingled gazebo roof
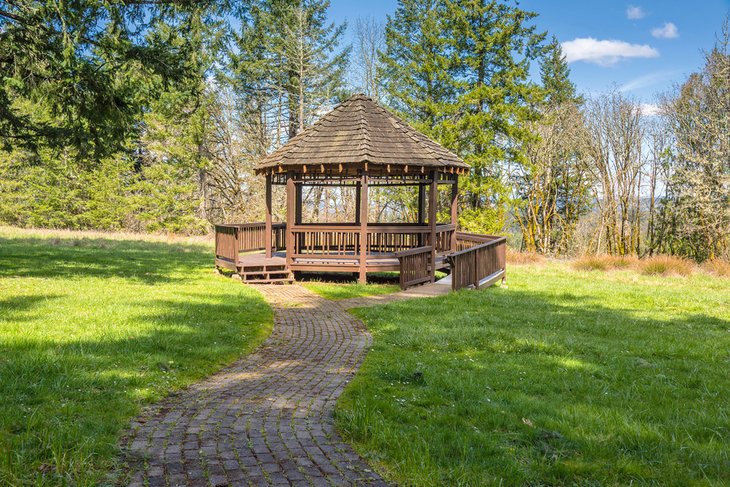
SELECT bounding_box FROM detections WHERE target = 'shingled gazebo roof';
[255,94,469,176]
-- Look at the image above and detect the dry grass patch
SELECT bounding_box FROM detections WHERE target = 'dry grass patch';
[573,254,638,271]
[507,248,546,265]
[638,255,694,276]
[0,225,212,246]
[702,259,730,277]
[574,254,696,277]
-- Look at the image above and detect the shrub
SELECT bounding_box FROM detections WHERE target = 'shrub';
[639,255,694,276]
[702,259,730,277]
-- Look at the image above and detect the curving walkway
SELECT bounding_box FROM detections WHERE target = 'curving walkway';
[121,285,389,486]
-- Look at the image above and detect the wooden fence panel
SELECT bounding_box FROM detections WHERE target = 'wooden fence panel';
[272,223,286,251]
[287,224,453,257]
[214,225,238,263]
[215,223,287,262]
[435,227,454,253]
[237,224,266,252]
[396,246,433,290]
[358,224,455,254]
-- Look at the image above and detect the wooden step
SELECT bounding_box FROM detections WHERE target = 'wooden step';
[242,277,294,285]
[238,270,294,284]
[239,265,288,273]
[239,270,291,277]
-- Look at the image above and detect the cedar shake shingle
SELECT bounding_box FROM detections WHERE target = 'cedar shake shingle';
[254,94,468,174]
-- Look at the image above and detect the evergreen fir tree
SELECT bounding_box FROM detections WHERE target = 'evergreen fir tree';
[0,1,220,158]
[380,0,456,133]
[134,5,225,233]
[382,0,546,232]
[540,37,583,107]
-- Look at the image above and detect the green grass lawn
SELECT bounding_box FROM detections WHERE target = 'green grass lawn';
[0,228,272,486]
[336,263,730,486]
[302,281,400,300]
[300,272,400,300]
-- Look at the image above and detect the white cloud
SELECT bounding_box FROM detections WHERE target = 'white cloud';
[640,103,662,116]
[619,71,679,92]
[651,22,679,39]
[561,38,660,66]
[626,5,646,20]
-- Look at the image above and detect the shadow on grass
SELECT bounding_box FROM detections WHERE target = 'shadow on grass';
[296,271,400,285]
[0,234,272,485]
[0,290,271,485]
[0,294,64,323]
[339,285,730,485]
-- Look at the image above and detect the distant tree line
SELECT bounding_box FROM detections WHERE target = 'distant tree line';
[0,1,727,261]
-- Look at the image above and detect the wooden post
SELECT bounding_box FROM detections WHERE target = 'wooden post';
[355,180,362,225]
[295,181,303,225]
[428,170,438,282]
[417,183,426,224]
[418,182,426,246]
[358,172,369,283]
[286,172,296,268]
[265,174,272,258]
[450,174,459,251]
[474,249,479,289]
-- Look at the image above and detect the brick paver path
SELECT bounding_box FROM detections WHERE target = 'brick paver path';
[121,285,391,487]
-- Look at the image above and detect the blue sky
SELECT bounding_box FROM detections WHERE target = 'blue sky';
[328,0,730,105]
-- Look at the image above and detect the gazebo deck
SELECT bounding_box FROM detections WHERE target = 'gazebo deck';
[215,222,506,290]
[237,250,450,273]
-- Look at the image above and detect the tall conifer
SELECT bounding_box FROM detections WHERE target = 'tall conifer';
[382,0,546,232]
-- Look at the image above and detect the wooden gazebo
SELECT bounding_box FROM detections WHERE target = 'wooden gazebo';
[215,94,506,290]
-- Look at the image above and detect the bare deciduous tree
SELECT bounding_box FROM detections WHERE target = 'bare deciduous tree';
[515,103,592,254]
[353,17,385,100]
[658,22,730,260]
[585,91,645,255]
[203,88,269,224]
[644,117,671,256]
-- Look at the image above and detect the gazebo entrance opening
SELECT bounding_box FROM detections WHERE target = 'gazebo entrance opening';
[214,94,506,291]
[266,169,459,284]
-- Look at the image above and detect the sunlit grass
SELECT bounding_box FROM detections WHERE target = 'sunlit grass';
[0,228,272,485]
[336,263,730,486]
[302,282,400,300]
[300,272,400,300]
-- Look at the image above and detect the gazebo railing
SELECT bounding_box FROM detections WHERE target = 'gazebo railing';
[454,231,504,250]
[289,223,455,257]
[291,225,360,256]
[214,225,239,263]
[435,225,455,253]
[215,223,507,292]
[216,222,456,263]
[366,224,454,254]
[367,225,424,253]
